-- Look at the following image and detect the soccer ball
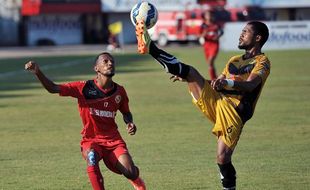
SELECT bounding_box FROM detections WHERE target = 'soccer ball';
[130,1,158,29]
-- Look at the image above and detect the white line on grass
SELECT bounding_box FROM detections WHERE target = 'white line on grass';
[0,58,93,79]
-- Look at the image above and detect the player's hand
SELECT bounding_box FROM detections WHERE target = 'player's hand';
[211,79,227,91]
[170,75,186,82]
[126,123,137,135]
[25,61,39,74]
[199,37,205,45]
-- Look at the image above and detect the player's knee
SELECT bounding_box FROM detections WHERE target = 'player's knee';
[187,67,205,84]
[217,148,233,164]
[86,150,98,166]
[217,152,229,164]
[123,165,139,180]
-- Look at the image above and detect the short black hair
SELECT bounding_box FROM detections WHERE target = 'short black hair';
[248,21,269,47]
[95,52,114,65]
[201,10,215,20]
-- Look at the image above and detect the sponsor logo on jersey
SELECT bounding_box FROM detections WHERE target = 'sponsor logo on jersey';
[89,108,116,118]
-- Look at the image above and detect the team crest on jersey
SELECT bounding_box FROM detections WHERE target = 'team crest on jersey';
[115,95,121,104]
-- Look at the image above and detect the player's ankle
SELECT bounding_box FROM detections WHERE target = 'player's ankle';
[129,177,146,190]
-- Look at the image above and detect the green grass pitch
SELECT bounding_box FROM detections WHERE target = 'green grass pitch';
[0,46,309,189]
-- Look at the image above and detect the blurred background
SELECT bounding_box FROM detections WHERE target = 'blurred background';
[0,0,309,50]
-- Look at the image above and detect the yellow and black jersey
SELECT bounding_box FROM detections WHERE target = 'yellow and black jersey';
[220,53,271,123]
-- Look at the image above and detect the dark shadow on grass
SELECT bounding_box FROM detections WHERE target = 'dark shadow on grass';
[0,104,8,108]
[0,53,158,97]
[0,94,33,98]
[0,158,14,161]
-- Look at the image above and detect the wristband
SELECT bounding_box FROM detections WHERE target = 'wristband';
[225,79,234,88]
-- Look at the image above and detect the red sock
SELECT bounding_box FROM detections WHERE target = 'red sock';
[87,166,104,190]
[209,66,217,80]
[129,177,146,190]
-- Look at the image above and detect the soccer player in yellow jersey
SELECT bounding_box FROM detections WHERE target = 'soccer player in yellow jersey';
[136,20,270,190]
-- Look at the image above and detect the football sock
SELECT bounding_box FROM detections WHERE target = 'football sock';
[218,162,236,190]
[129,177,146,190]
[149,41,190,79]
[87,165,104,190]
[209,66,217,80]
[128,167,146,190]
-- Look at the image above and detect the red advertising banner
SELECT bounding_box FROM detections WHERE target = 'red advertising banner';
[21,0,101,15]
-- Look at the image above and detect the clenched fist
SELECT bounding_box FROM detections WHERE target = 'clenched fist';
[25,61,39,74]
[126,123,137,135]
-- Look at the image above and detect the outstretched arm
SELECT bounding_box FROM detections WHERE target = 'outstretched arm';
[122,112,137,135]
[25,61,60,94]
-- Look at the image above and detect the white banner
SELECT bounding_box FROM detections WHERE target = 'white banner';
[220,21,310,51]
[27,14,82,46]
[101,0,197,12]
[226,0,310,8]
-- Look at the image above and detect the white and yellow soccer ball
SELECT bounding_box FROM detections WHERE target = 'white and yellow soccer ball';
[130,1,158,29]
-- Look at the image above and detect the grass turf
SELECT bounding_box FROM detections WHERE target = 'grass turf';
[0,46,309,189]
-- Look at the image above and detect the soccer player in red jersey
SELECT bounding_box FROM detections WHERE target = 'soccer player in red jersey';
[25,52,146,190]
[200,10,224,80]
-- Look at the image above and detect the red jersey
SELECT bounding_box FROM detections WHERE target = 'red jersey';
[200,23,223,43]
[59,79,130,141]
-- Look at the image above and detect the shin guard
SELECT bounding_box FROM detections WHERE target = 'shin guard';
[149,42,190,79]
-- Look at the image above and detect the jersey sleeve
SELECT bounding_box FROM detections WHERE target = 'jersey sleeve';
[59,81,84,98]
[221,63,229,76]
[251,57,271,83]
[118,86,130,114]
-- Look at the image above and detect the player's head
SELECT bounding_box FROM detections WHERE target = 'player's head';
[202,10,215,22]
[238,21,269,50]
[94,52,115,78]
